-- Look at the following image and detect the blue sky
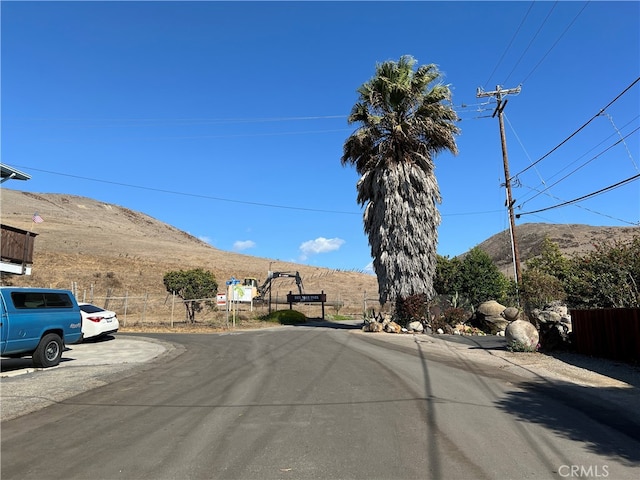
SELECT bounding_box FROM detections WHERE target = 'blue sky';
[2,1,639,273]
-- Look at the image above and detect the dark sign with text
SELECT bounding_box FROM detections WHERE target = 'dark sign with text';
[287,293,326,303]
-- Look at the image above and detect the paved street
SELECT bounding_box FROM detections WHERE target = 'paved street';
[1,323,639,479]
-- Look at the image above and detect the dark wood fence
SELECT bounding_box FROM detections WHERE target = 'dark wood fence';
[1,224,37,264]
[570,308,640,361]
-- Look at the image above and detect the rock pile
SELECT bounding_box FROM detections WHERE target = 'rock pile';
[529,301,573,350]
[362,313,403,334]
[474,300,510,334]
[360,299,572,352]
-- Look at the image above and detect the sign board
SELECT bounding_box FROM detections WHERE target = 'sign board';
[216,293,226,306]
[287,293,326,303]
[228,284,254,303]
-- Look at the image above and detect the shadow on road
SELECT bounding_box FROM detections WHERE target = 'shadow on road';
[496,379,640,463]
[293,319,363,330]
[547,350,640,388]
[0,357,33,373]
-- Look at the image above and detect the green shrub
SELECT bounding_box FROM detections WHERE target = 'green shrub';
[507,340,539,353]
[261,309,307,325]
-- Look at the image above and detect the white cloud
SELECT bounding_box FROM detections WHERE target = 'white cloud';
[233,240,256,251]
[198,235,213,245]
[299,237,345,260]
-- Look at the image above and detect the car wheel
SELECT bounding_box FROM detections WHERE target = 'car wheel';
[32,333,63,368]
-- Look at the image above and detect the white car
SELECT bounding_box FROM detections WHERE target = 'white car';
[78,303,119,341]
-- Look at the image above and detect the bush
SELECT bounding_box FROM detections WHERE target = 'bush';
[442,307,471,326]
[261,309,307,325]
[520,269,566,312]
[507,340,539,353]
[394,293,429,326]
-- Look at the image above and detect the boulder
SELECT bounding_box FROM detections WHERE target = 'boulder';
[362,321,383,333]
[502,307,520,322]
[477,300,506,317]
[475,301,509,334]
[529,303,572,351]
[407,321,424,333]
[505,320,539,351]
[537,310,562,324]
[384,321,402,334]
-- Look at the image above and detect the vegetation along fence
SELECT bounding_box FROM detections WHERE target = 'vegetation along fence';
[70,285,377,327]
[570,308,640,362]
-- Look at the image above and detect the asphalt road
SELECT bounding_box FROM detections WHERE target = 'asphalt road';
[1,323,639,480]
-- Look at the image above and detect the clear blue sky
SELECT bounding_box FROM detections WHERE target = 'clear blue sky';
[2,1,639,274]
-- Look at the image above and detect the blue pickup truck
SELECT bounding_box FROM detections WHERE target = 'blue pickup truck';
[0,287,83,367]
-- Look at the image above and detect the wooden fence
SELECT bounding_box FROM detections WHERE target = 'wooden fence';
[570,308,640,361]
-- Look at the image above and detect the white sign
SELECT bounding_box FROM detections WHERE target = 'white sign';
[228,285,253,303]
[216,293,226,306]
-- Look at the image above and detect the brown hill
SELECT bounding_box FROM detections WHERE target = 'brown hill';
[0,188,380,322]
[473,223,640,278]
[1,188,638,322]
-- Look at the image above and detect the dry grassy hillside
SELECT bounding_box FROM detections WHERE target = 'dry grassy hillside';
[0,189,380,323]
[473,223,640,277]
[2,188,637,324]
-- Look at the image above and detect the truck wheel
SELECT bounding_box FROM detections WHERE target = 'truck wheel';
[32,333,63,368]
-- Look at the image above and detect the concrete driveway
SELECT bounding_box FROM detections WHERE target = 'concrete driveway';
[1,335,179,421]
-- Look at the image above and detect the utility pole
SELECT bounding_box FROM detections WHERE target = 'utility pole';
[477,85,522,284]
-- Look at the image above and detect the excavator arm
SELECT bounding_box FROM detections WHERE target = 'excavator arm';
[258,271,304,299]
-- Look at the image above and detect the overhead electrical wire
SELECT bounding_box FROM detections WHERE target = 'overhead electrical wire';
[503,0,559,86]
[10,166,362,215]
[514,114,640,205]
[510,76,640,181]
[518,126,640,207]
[517,182,638,225]
[504,112,639,224]
[518,0,590,86]
[483,0,536,89]
[515,173,640,218]
[11,164,498,219]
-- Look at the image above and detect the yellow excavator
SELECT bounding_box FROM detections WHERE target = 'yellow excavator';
[243,271,304,302]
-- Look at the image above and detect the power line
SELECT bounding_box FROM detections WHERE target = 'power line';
[10,166,362,215]
[510,76,640,181]
[7,114,349,126]
[517,126,640,208]
[518,0,590,86]
[10,164,510,220]
[515,173,640,218]
[517,181,639,225]
[483,0,536,89]
[514,115,640,205]
[503,1,559,86]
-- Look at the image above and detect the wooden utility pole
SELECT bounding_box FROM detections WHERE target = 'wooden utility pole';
[477,85,522,284]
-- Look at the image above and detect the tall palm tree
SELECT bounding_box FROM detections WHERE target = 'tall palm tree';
[341,55,459,306]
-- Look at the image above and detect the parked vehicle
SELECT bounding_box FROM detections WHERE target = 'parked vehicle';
[78,303,119,340]
[0,287,82,367]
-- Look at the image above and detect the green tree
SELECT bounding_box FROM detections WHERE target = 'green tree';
[566,237,640,309]
[526,236,571,282]
[341,55,459,308]
[521,237,568,311]
[459,247,509,305]
[434,254,462,296]
[163,268,218,322]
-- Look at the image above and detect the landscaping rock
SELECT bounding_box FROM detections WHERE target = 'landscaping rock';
[407,321,424,333]
[502,307,520,322]
[505,320,539,351]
